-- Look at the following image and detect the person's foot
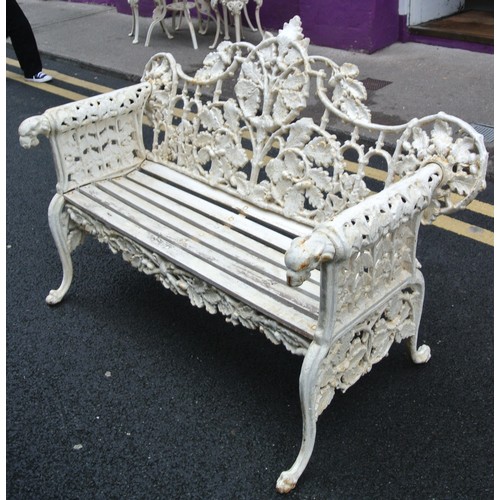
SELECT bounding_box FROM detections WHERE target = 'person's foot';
[25,72,53,83]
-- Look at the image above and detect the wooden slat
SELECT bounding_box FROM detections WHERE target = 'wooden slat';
[141,161,313,239]
[65,189,319,337]
[77,183,317,317]
[107,176,321,297]
[96,179,320,302]
[128,170,295,253]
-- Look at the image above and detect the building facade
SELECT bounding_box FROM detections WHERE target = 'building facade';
[72,0,494,53]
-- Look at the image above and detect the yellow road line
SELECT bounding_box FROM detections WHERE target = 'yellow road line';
[454,196,493,218]
[6,70,88,101]
[7,63,494,245]
[432,215,494,246]
[7,57,113,94]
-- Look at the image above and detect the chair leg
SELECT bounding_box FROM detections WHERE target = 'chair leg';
[234,12,241,42]
[145,0,173,47]
[223,6,230,40]
[184,6,199,49]
[209,10,222,48]
[128,0,140,44]
[198,13,207,34]
[243,4,257,31]
[173,10,184,31]
[46,194,82,305]
[276,341,327,494]
[254,1,264,38]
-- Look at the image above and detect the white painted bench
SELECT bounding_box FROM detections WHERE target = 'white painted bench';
[18,17,487,493]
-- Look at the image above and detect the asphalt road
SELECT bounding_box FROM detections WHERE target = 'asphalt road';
[6,52,494,499]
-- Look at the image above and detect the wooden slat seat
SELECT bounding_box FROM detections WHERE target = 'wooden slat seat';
[65,161,321,340]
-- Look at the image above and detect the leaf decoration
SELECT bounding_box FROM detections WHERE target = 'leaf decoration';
[304,137,337,167]
[265,158,285,183]
[284,188,305,217]
[431,119,453,156]
[283,151,304,177]
[327,62,371,123]
[195,42,234,80]
[199,106,224,131]
[235,78,262,118]
[286,118,314,148]
[223,99,242,132]
[308,168,332,191]
[450,137,476,165]
[447,172,478,196]
[305,185,325,209]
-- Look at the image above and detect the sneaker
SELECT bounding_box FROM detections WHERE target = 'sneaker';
[25,71,53,83]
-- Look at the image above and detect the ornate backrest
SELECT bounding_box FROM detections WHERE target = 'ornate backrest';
[141,16,487,226]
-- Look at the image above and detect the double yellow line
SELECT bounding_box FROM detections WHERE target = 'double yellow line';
[7,57,494,246]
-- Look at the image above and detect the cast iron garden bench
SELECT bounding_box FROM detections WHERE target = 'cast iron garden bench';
[18,17,487,493]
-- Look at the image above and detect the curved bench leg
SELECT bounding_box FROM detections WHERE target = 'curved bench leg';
[406,273,431,364]
[276,341,326,493]
[46,195,81,305]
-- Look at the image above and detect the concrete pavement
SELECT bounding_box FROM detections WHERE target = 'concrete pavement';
[12,0,495,174]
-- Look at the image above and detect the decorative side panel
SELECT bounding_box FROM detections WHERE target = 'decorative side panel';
[45,83,151,192]
[334,218,417,319]
[284,164,441,289]
[315,287,421,417]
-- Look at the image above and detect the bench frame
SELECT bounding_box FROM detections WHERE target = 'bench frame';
[19,17,487,493]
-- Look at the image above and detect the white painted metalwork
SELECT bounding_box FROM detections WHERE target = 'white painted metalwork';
[18,16,487,493]
[129,0,263,48]
[216,0,264,44]
[129,0,220,48]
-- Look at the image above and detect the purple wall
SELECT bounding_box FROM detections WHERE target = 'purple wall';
[302,0,398,53]
[258,0,300,30]
[260,0,399,53]
[114,0,156,16]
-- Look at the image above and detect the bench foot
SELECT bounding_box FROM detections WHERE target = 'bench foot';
[46,288,69,305]
[408,340,431,364]
[276,473,297,494]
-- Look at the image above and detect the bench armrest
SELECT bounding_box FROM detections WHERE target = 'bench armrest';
[18,82,151,193]
[285,163,442,287]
